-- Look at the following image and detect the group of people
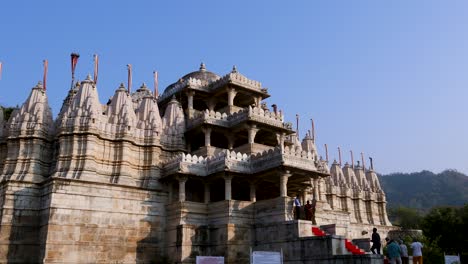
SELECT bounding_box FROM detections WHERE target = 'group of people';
[371,228,423,264]
[293,195,317,224]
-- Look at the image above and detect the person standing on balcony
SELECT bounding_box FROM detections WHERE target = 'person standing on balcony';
[294,195,301,220]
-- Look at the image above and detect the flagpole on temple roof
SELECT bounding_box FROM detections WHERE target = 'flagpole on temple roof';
[296,114,299,139]
[369,157,374,170]
[43,60,48,91]
[324,144,329,163]
[361,152,366,173]
[350,150,355,169]
[311,118,315,142]
[71,53,79,89]
[0,61,3,80]
[338,147,342,166]
[93,54,99,85]
[127,64,132,93]
[153,71,159,99]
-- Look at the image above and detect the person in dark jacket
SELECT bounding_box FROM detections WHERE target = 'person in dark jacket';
[370,228,381,254]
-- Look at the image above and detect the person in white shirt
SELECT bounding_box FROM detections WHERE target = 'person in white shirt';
[410,238,423,264]
[399,240,409,264]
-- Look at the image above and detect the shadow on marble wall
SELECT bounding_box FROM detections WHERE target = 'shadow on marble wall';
[5,186,47,263]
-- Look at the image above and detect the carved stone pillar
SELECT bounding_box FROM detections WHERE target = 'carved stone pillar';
[204,182,210,204]
[313,177,319,200]
[177,176,188,202]
[248,125,259,144]
[249,182,256,202]
[254,96,262,107]
[276,132,285,149]
[186,90,195,118]
[227,87,238,107]
[227,134,235,150]
[202,127,212,147]
[280,170,292,197]
[224,174,233,200]
[302,188,308,204]
[206,98,217,112]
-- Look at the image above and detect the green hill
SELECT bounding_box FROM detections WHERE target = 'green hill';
[379,170,468,211]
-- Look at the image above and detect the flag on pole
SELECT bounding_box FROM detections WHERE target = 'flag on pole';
[93,54,99,84]
[153,71,159,98]
[71,53,80,88]
[127,64,132,93]
[43,60,48,91]
[0,62,2,80]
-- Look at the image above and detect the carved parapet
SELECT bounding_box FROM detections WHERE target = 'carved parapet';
[209,72,263,93]
[186,110,230,130]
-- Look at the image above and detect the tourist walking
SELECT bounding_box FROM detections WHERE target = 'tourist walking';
[399,240,409,264]
[411,238,423,264]
[370,228,381,254]
[386,238,402,264]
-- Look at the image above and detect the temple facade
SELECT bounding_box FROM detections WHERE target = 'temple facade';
[0,63,394,263]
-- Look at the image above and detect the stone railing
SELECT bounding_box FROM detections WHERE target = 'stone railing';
[158,77,211,102]
[163,146,325,177]
[186,109,230,129]
[187,106,287,130]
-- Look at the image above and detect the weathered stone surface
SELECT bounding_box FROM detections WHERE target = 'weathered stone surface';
[0,64,396,263]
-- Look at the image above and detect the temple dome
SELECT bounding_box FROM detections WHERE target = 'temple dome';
[163,63,220,93]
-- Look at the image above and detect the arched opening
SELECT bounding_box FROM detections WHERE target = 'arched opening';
[209,178,225,202]
[256,181,279,201]
[211,131,229,149]
[186,178,204,203]
[254,129,278,147]
[189,131,205,152]
[232,178,250,201]
[233,130,248,149]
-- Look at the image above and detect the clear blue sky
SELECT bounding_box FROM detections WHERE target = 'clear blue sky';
[1,0,467,174]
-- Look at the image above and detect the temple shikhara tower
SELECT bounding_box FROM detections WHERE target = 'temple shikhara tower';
[0,63,395,263]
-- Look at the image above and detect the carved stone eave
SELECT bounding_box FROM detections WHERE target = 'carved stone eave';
[208,72,269,98]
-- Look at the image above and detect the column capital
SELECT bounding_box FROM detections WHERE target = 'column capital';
[185,89,195,96]
[176,175,188,183]
[223,173,234,181]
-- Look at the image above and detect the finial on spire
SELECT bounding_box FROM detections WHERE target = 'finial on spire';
[140,82,148,89]
[85,74,92,81]
[118,83,126,90]
[200,62,206,71]
[232,65,238,73]
[35,81,44,89]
